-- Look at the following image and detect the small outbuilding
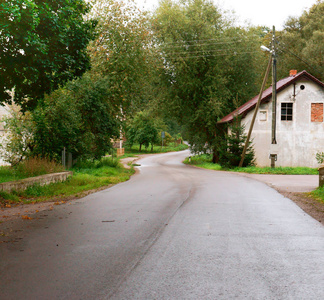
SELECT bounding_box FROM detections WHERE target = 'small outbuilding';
[219,70,324,168]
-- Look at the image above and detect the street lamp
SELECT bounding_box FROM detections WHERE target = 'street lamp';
[261,26,277,168]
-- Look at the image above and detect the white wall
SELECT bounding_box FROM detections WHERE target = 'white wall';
[242,79,324,168]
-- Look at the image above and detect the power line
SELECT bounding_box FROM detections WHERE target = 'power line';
[277,43,321,75]
[159,34,262,46]
[162,47,258,56]
[163,50,260,60]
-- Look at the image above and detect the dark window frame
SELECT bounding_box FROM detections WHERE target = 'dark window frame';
[281,103,293,121]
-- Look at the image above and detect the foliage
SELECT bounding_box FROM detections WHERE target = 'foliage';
[183,154,222,170]
[159,131,173,146]
[0,105,34,165]
[152,0,263,163]
[0,0,97,111]
[126,111,160,151]
[73,156,120,170]
[0,157,64,184]
[184,154,317,174]
[125,143,188,155]
[316,152,324,164]
[0,157,134,205]
[218,120,255,168]
[32,74,119,161]
[278,1,324,81]
[233,166,318,175]
[311,186,324,204]
[87,0,158,118]
[15,156,65,177]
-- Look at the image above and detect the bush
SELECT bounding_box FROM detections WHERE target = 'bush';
[219,120,255,168]
[316,152,324,164]
[158,131,173,146]
[15,157,65,177]
[73,156,120,170]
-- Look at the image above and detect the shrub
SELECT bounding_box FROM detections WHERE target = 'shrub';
[219,120,255,168]
[15,157,65,177]
[316,152,324,164]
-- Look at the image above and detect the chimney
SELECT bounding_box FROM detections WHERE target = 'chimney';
[290,70,297,77]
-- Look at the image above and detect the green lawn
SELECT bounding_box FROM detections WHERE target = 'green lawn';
[0,158,134,206]
[124,143,188,156]
[183,154,318,175]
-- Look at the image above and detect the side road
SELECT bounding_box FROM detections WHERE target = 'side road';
[234,172,323,224]
[235,173,318,193]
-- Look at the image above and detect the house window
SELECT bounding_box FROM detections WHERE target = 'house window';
[311,103,323,122]
[281,103,293,121]
[259,110,267,121]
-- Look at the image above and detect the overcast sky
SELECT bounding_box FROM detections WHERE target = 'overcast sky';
[134,0,318,30]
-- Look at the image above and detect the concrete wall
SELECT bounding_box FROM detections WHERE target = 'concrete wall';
[242,79,324,167]
[0,171,73,192]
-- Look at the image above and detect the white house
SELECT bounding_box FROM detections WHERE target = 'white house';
[219,70,324,168]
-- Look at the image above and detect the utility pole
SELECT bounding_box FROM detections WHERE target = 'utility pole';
[270,25,278,168]
[239,55,272,168]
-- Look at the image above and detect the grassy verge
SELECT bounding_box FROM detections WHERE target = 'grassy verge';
[0,145,188,206]
[0,157,134,206]
[311,187,324,203]
[0,157,66,184]
[183,154,318,175]
[124,143,188,156]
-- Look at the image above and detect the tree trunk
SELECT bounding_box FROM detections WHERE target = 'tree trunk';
[212,147,219,164]
[139,143,142,152]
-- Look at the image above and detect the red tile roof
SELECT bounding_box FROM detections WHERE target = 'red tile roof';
[218,70,324,124]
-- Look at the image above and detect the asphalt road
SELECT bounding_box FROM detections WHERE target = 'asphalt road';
[1,150,324,299]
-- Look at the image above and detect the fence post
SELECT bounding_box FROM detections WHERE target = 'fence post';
[319,164,324,187]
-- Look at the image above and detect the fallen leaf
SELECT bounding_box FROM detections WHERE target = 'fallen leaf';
[22,215,32,220]
[5,204,11,208]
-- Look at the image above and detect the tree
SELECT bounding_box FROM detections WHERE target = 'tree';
[152,0,261,162]
[218,119,255,168]
[277,0,324,80]
[126,111,159,152]
[32,74,120,161]
[87,0,158,118]
[0,0,97,111]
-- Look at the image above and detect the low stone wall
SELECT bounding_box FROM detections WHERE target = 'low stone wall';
[0,171,73,192]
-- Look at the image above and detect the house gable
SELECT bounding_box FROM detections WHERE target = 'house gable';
[219,70,324,124]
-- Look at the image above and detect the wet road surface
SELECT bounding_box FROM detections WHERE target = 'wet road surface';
[1,150,323,299]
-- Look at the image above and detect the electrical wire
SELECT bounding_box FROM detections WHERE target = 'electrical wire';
[159,34,262,46]
[163,50,261,60]
[161,46,257,56]
[277,43,322,75]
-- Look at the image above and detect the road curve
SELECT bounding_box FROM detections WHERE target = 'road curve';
[1,150,323,299]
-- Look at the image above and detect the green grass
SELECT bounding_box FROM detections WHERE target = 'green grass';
[0,158,134,206]
[0,157,66,184]
[184,154,318,175]
[311,186,324,203]
[183,154,222,171]
[231,166,318,175]
[0,145,188,206]
[0,166,25,183]
[122,143,188,157]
